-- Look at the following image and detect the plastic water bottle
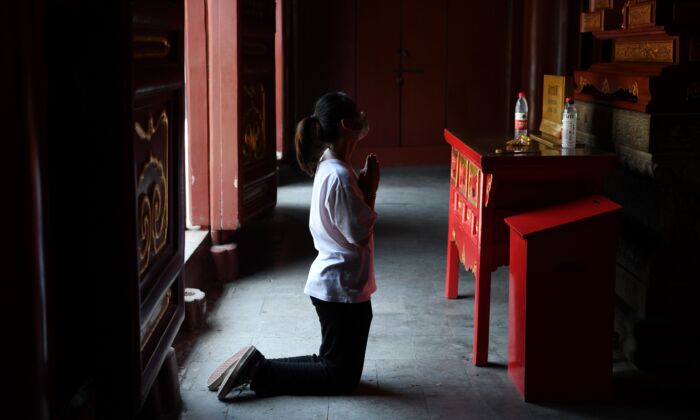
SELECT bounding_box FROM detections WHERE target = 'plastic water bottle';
[514,92,528,140]
[561,97,577,149]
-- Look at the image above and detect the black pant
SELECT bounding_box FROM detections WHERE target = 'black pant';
[250,297,373,396]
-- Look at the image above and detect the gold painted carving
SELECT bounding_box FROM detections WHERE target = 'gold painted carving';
[628,2,653,28]
[630,81,639,98]
[135,111,169,276]
[242,83,267,161]
[576,75,591,93]
[615,40,674,63]
[582,12,602,31]
[450,149,459,185]
[484,174,493,207]
[467,162,479,208]
[133,34,172,59]
[458,156,467,195]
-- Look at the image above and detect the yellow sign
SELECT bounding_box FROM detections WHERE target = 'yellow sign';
[539,75,572,140]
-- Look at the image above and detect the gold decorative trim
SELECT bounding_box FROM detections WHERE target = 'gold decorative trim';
[467,162,480,208]
[133,34,172,59]
[450,149,459,185]
[135,111,169,276]
[242,83,267,161]
[458,156,468,195]
[484,174,493,207]
[630,81,639,98]
[614,40,674,63]
[576,75,590,93]
[141,289,172,350]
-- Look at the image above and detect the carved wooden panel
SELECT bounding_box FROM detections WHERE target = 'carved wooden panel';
[628,1,655,28]
[614,39,675,63]
[134,103,174,280]
[131,0,185,406]
[237,0,277,224]
[589,0,625,12]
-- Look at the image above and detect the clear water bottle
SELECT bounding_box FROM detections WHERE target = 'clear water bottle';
[561,97,577,149]
[514,92,528,140]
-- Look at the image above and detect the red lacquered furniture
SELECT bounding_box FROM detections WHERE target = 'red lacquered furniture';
[444,128,617,366]
[504,196,622,401]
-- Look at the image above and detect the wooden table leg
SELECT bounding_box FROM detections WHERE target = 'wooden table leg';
[445,235,459,299]
[473,265,491,366]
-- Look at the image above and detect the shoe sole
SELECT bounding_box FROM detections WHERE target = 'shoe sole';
[207,346,250,391]
[217,346,257,400]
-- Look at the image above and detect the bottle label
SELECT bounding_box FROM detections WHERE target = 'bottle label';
[562,113,576,148]
[515,113,528,130]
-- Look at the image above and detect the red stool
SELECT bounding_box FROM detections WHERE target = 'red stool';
[504,195,622,402]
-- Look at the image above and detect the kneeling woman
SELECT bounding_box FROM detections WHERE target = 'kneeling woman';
[209,91,380,400]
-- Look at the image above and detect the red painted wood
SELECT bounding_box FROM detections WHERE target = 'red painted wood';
[445,0,470,136]
[185,0,211,227]
[357,0,401,148]
[505,196,620,401]
[208,0,277,233]
[449,0,513,138]
[444,128,618,366]
[507,227,527,392]
[506,195,622,238]
[401,0,446,147]
[520,0,581,132]
[207,0,239,231]
[292,0,520,165]
[275,0,284,157]
[295,0,357,119]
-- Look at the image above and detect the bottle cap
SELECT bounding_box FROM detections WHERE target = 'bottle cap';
[518,92,526,98]
[565,97,574,103]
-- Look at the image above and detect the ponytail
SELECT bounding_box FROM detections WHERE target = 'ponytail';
[294,115,322,176]
[294,91,358,176]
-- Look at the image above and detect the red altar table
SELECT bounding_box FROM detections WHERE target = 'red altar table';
[444,128,617,366]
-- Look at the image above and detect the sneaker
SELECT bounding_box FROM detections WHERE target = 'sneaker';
[217,345,264,401]
[207,346,250,391]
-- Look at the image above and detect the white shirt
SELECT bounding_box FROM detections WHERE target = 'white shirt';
[304,148,378,303]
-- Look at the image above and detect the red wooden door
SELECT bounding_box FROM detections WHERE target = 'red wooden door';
[208,0,277,236]
[357,0,401,148]
[357,0,446,152]
[400,0,446,147]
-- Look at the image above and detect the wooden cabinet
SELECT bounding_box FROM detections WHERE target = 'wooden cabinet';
[576,0,700,113]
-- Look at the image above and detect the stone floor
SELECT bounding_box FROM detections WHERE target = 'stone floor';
[175,165,696,420]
